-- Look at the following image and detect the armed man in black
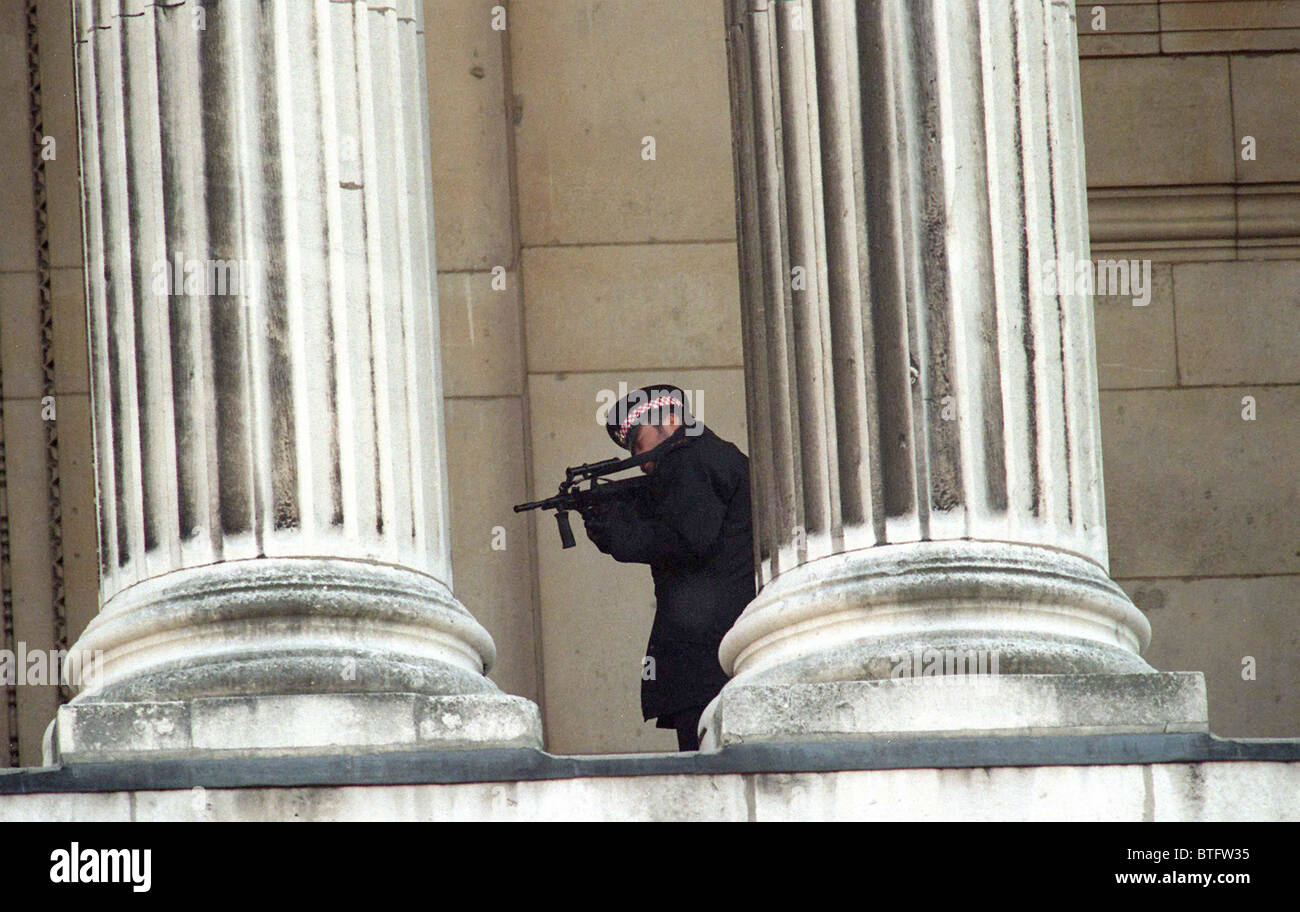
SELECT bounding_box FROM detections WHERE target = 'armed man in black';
[580,385,755,751]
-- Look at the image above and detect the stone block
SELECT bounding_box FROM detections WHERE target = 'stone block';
[1078,32,1161,56]
[0,272,43,401]
[521,242,743,373]
[0,791,133,822]
[1172,261,1300,385]
[438,270,523,397]
[1150,761,1300,821]
[1122,576,1300,738]
[1231,54,1300,183]
[1093,261,1176,388]
[52,266,90,395]
[510,0,735,245]
[37,0,84,271]
[705,673,1209,748]
[1076,2,1159,35]
[1161,1,1300,31]
[1080,56,1235,187]
[1101,387,1300,577]
[57,701,192,758]
[1163,28,1300,53]
[751,764,1150,821]
[424,0,515,270]
[443,396,539,703]
[512,774,749,822]
[50,692,544,763]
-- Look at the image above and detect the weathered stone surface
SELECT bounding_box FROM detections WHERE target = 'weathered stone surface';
[0,272,44,401]
[521,243,743,373]
[1101,388,1300,578]
[51,693,543,763]
[510,0,736,245]
[0,791,133,823]
[438,270,524,397]
[714,0,1184,747]
[58,0,541,757]
[36,0,82,271]
[757,761,1296,821]
[51,267,90,395]
[1172,261,1300,386]
[135,772,752,822]
[1093,262,1177,389]
[1150,761,1299,822]
[0,0,37,274]
[444,397,540,704]
[425,0,515,269]
[3,758,1296,821]
[751,764,1150,822]
[705,673,1209,748]
[1080,56,1235,186]
[1123,576,1300,739]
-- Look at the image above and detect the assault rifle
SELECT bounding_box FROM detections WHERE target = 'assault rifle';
[514,434,688,549]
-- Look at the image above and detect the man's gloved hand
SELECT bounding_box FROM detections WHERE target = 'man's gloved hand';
[579,500,637,554]
[582,511,617,553]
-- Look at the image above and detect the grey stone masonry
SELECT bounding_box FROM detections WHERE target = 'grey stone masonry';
[53,0,540,761]
[707,0,1199,744]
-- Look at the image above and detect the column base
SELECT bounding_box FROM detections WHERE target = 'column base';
[44,692,543,764]
[698,672,1208,750]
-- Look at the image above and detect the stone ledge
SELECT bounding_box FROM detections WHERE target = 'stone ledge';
[1,756,1297,821]
[4,731,1298,797]
[703,673,1209,749]
[47,692,544,764]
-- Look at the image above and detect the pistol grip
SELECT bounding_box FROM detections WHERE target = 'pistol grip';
[556,510,576,549]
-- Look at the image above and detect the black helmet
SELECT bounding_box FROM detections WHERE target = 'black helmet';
[604,384,690,450]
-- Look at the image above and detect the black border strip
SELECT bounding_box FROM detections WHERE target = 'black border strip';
[0,732,1297,795]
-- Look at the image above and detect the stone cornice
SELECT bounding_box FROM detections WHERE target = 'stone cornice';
[1089,183,1300,259]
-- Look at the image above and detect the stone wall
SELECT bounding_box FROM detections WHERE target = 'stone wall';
[0,0,99,769]
[1,758,1296,821]
[1081,39,1300,738]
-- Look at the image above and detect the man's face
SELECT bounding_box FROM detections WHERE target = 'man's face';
[630,415,681,473]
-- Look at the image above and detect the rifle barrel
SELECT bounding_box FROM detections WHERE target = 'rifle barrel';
[514,434,682,520]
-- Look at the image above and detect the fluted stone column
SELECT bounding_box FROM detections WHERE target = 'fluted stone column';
[708,0,1205,745]
[49,0,540,761]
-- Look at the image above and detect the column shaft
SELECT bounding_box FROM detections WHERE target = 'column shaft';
[718,0,1154,696]
[57,0,539,755]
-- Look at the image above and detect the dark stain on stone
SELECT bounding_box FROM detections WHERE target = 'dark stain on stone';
[1132,587,1168,614]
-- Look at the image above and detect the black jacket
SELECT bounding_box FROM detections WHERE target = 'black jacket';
[583,425,755,721]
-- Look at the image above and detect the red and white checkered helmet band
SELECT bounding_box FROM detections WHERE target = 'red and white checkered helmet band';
[616,395,682,446]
